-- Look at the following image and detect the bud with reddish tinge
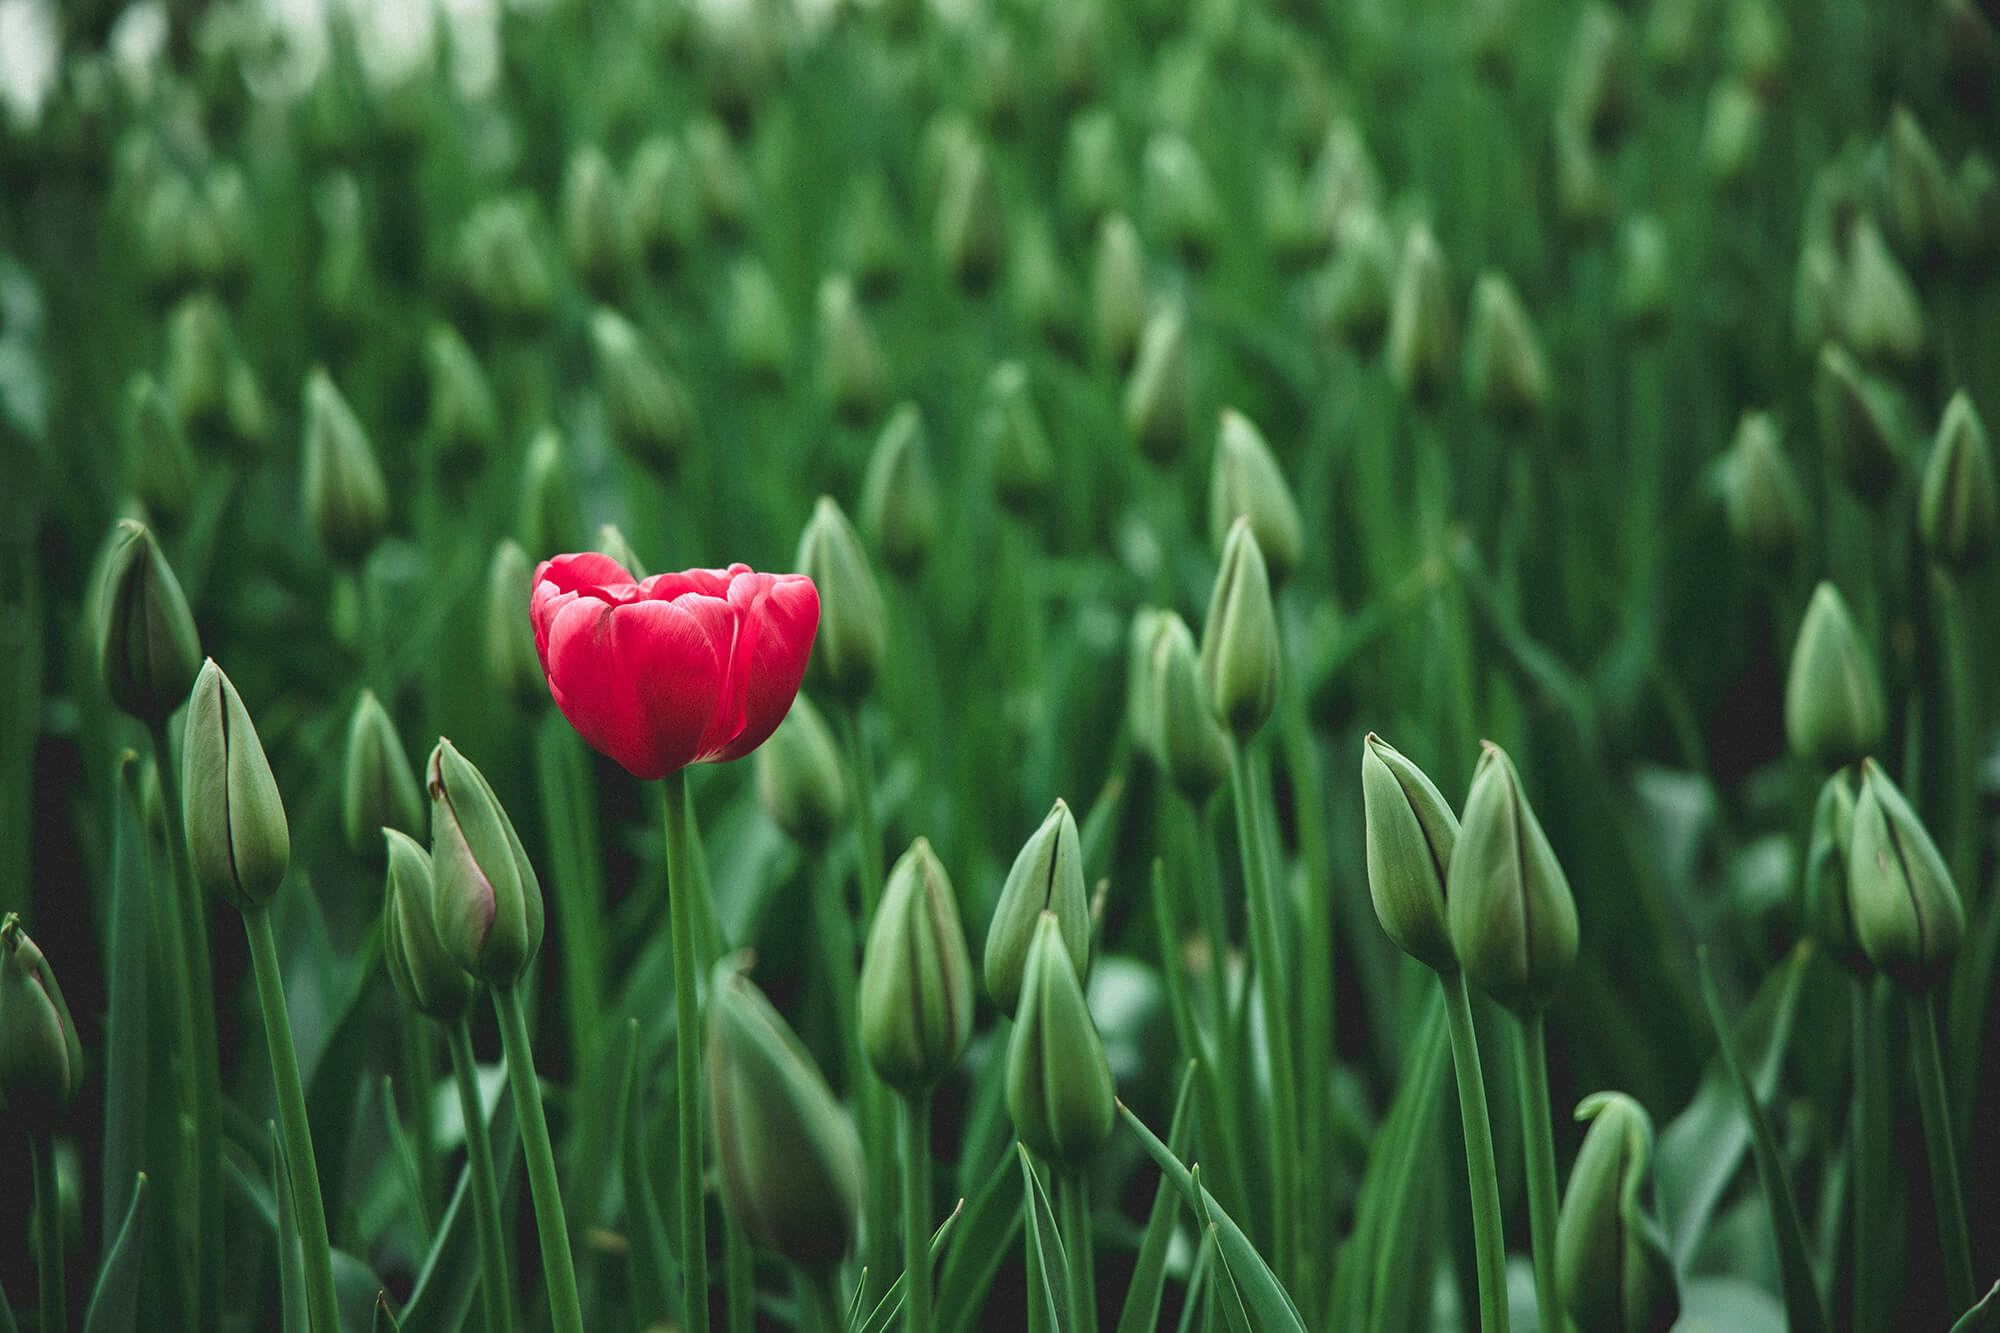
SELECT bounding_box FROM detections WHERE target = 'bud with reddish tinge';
[428,738,544,986]
[0,915,84,1132]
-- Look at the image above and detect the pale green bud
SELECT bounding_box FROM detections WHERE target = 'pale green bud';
[1700,80,1763,187]
[1557,1092,1679,1333]
[1722,411,1807,558]
[1957,153,1998,257]
[859,403,940,576]
[1143,130,1220,262]
[981,362,1056,514]
[125,373,196,529]
[382,830,476,1024]
[837,172,903,298]
[0,915,84,1132]
[1061,107,1127,224]
[1305,119,1384,242]
[591,308,693,472]
[1885,105,1964,261]
[1006,913,1116,1168]
[596,524,646,580]
[1804,767,1868,976]
[1124,303,1189,465]
[519,427,582,560]
[817,275,885,423]
[1361,734,1460,973]
[1814,343,1905,493]
[1726,0,1788,86]
[917,112,979,219]
[1261,154,1325,266]
[1200,518,1280,739]
[222,359,270,452]
[1125,607,1169,764]
[1837,217,1926,365]
[687,118,753,236]
[457,198,555,329]
[424,323,499,468]
[1447,742,1579,1015]
[1092,214,1148,372]
[562,145,635,294]
[486,540,546,710]
[1315,206,1395,347]
[1464,271,1550,425]
[96,519,202,724]
[1556,123,1613,229]
[1784,582,1886,770]
[726,260,794,384]
[1849,760,1964,992]
[796,496,887,703]
[313,171,368,329]
[163,292,234,441]
[627,135,701,262]
[859,838,974,1094]
[343,690,424,861]
[183,659,291,913]
[1151,611,1231,804]
[1645,0,1701,73]
[1386,224,1457,406]
[1559,5,1633,148]
[428,738,544,986]
[1793,238,1841,356]
[935,138,1005,293]
[1918,392,1996,570]
[301,369,389,565]
[1616,214,1672,333]
[986,800,1091,1016]
[1011,210,1080,349]
[1209,409,1304,584]
[754,694,847,851]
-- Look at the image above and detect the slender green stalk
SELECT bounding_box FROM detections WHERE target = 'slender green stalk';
[725,1211,755,1333]
[32,1132,62,1333]
[659,770,709,1327]
[147,722,222,1333]
[839,700,896,1304]
[1908,992,1974,1315]
[797,1268,843,1333]
[1190,802,1233,1065]
[1441,971,1510,1333]
[1930,571,1978,905]
[244,906,340,1333]
[1517,1014,1562,1333]
[493,983,585,1333]
[1228,746,1299,1286]
[902,1092,935,1333]
[398,1007,442,1227]
[1849,982,1882,1333]
[449,1020,516,1333]
[1059,1172,1097,1333]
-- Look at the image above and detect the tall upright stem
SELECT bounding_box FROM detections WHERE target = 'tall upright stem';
[493,983,585,1333]
[1848,980,1885,1333]
[839,701,896,1303]
[1517,1014,1562,1333]
[901,1092,935,1333]
[1441,971,1510,1333]
[1059,1172,1097,1333]
[449,1020,516,1333]
[1909,992,1974,1315]
[660,770,709,1327]
[244,906,340,1333]
[33,1131,63,1333]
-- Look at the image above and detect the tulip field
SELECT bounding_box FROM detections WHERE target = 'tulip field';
[4,0,2000,1329]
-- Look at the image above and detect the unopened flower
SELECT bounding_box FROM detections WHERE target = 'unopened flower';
[859,839,974,1094]
[1006,913,1116,1168]
[183,659,291,913]
[428,738,543,986]
[986,801,1091,1016]
[96,520,202,725]
[1784,582,1885,771]
[1447,742,1579,1015]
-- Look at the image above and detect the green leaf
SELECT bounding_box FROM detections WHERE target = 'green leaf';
[853,1202,965,1333]
[101,755,151,1247]
[936,1137,1029,1333]
[1950,1281,2000,1333]
[1019,1145,1072,1333]
[1114,1061,1197,1333]
[270,1124,308,1333]
[382,1075,435,1247]
[82,1174,148,1333]
[618,1018,677,1324]
[402,1084,521,1331]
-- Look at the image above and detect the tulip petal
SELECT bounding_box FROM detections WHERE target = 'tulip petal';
[713,573,819,762]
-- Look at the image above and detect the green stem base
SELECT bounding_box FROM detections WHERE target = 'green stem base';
[1517,1014,1562,1333]
[449,1021,516,1333]
[494,983,585,1333]
[661,769,710,1327]
[1443,972,1510,1333]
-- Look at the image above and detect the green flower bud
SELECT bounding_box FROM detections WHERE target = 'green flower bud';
[301,369,389,565]
[1726,0,1788,86]
[796,495,887,703]
[1814,343,1905,493]
[163,292,235,441]
[1209,408,1303,584]
[596,524,647,580]
[1957,153,1998,258]
[1125,607,1168,763]
[1557,1092,1679,1333]
[1006,913,1116,1168]
[125,373,196,529]
[519,427,582,560]
[427,737,544,986]
[1918,392,1996,570]
[726,260,794,384]
[1722,411,1807,558]
[1558,5,1633,148]
[935,138,1005,293]
[859,838,974,1094]
[313,171,368,330]
[1011,210,1080,349]
[1885,105,1964,262]
[424,323,500,469]
[687,118,753,236]
[1261,154,1326,267]
[96,519,202,724]
[986,800,1091,1016]
[562,145,635,295]
[1555,124,1612,230]
[457,197,555,329]
[1793,238,1841,356]
[1306,119,1384,241]
[486,539,546,710]
[0,915,83,1132]
[754,694,847,850]
[1784,582,1886,770]
[223,359,270,452]
[1144,131,1220,262]
[1386,224,1457,406]
[1804,767,1868,976]
[1837,217,1926,365]
[627,135,701,263]
[1849,760,1964,992]
[1125,303,1189,465]
[859,403,940,576]
[1092,214,1148,372]
[592,308,693,473]
[1361,734,1460,973]
[1464,272,1549,425]
[343,690,424,861]
[708,962,864,1267]
[1061,107,1127,225]
[1199,517,1280,739]
[817,275,885,423]
[138,173,203,293]
[1151,610,1232,804]
[1645,0,1701,72]
[1447,742,1579,1015]
[382,829,476,1024]
[1616,214,1672,333]
[970,24,1024,130]
[1315,206,1396,347]
[837,172,903,298]
[1700,80,1763,187]
[183,659,291,913]
[982,362,1057,514]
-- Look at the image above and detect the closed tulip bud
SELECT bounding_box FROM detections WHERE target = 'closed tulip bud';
[313,172,368,329]
[688,119,753,236]
[1555,124,1612,229]
[1958,154,1998,255]
[163,292,234,438]
[519,427,582,560]
[301,369,389,565]
[1144,131,1220,262]
[1792,239,1841,355]
[183,659,291,913]
[458,198,555,328]
[1361,735,1460,973]
[1006,913,1116,1168]
[1700,81,1763,186]
[1726,0,1787,86]
[424,323,499,468]
[1464,272,1550,425]
[1885,106,1964,261]
[382,830,476,1024]
[860,838,973,1094]
[982,362,1057,514]
[223,359,270,451]
[1261,156,1324,266]
[987,801,1091,1016]
[708,963,864,1267]
[1804,767,1868,975]
[817,275,885,422]
[596,524,646,580]
[1559,5,1632,147]
[796,496,886,703]
[1126,607,1168,763]
[859,403,940,575]
[935,139,1005,293]
[1125,303,1189,465]
[1784,582,1886,770]
[1061,107,1127,224]
[343,690,424,860]
[1849,760,1964,991]
[485,540,546,710]
[837,173,903,298]
[1306,119,1385,242]
[1646,0,1701,72]
[1092,214,1148,372]
[1151,611,1231,803]
[1200,518,1279,739]
[627,135,701,263]
[755,694,847,850]
[1838,217,1926,365]
[1616,214,1672,333]
[1387,224,1457,406]
[1209,409,1304,584]
[1447,742,1579,1015]
[562,145,635,294]
[1011,211,1080,348]
[592,308,693,472]
[96,519,202,724]
[1722,412,1807,557]
[1918,392,1996,569]
[726,260,794,383]
[138,173,202,291]
[1316,206,1396,347]
[427,738,544,986]
[1814,344,1905,493]
[125,373,196,528]
[0,916,83,1131]
[1557,1092,1679,1333]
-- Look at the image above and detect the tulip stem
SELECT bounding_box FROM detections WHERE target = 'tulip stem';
[659,770,710,1328]
[493,983,586,1333]
[32,1131,63,1333]
[1849,981,1886,1333]
[839,701,897,1304]
[901,1092,934,1333]
[448,1020,517,1333]
[1517,1014,1562,1333]
[725,1210,756,1333]
[148,721,223,1333]
[1908,991,1973,1315]
[1059,1172,1097,1333]
[1441,971,1510,1333]
[244,906,341,1333]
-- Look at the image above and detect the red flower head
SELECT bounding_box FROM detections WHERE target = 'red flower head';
[530,554,820,780]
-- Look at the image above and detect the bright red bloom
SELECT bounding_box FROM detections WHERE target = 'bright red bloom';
[530,554,820,780]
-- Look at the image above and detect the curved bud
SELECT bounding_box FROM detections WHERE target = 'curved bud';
[382,830,477,1024]
[818,275,885,423]
[163,292,236,442]
[0,915,84,1131]
[1722,411,1806,558]
[301,369,389,565]
[425,323,500,469]
[1849,760,1964,992]
[795,496,887,704]
[1386,224,1457,406]
[1316,206,1396,347]
[1125,607,1169,765]
[428,738,544,986]
[837,172,903,298]
[1814,343,1905,494]
[183,659,291,913]
[1447,742,1579,1015]
[1464,272,1549,425]
[1124,303,1189,465]
[1209,409,1304,585]
[1558,5,1633,149]
[457,197,555,328]
[1092,214,1147,372]
[591,308,693,473]
[688,118,753,236]
[1885,105,1964,261]
[485,540,546,711]
[934,138,1005,293]
[96,519,202,725]
[1837,217,1926,365]
[754,694,848,851]
[1199,518,1280,739]
[1006,913,1116,1168]
[1918,392,1996,570]
[1615,214,1671,333]
[1361,734,1460,972]
[1143,131,1220,262]
[343,690,424,861]
[1784,581,1886,770]
[1150,610,1231,804]
[859,402,940,576]
[125,373,197,529]
[1699,80,1763,186]
[726,259,795,383]
[1557,1092,1680,1333]
[562,145,635,294]
[1804,767,1869,976]
[518,427,582,561]
[628,134,701,262]
[1061,108,1127,225]
[859,838,974,1094]
[986,800,1091,1016]
[981,362,1056,515]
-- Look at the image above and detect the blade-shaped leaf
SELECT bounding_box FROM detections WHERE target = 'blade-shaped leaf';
[937,1130,1028,1333]
[382,1076,435,1247]
[1950,1281,2000,1333]
[1114,1062,1197,1333]
[270,1124,308,1333]
[373,1292,403,1333]
[1019,1145,1072,1333]
[101,755,151,1246]
[402,1083,521,1331]
[82,1174,148,1333]
[618,1018,676,1323]
[854,1202,965,1333]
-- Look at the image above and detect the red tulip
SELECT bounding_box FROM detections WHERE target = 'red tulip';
[530,553,820,780]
